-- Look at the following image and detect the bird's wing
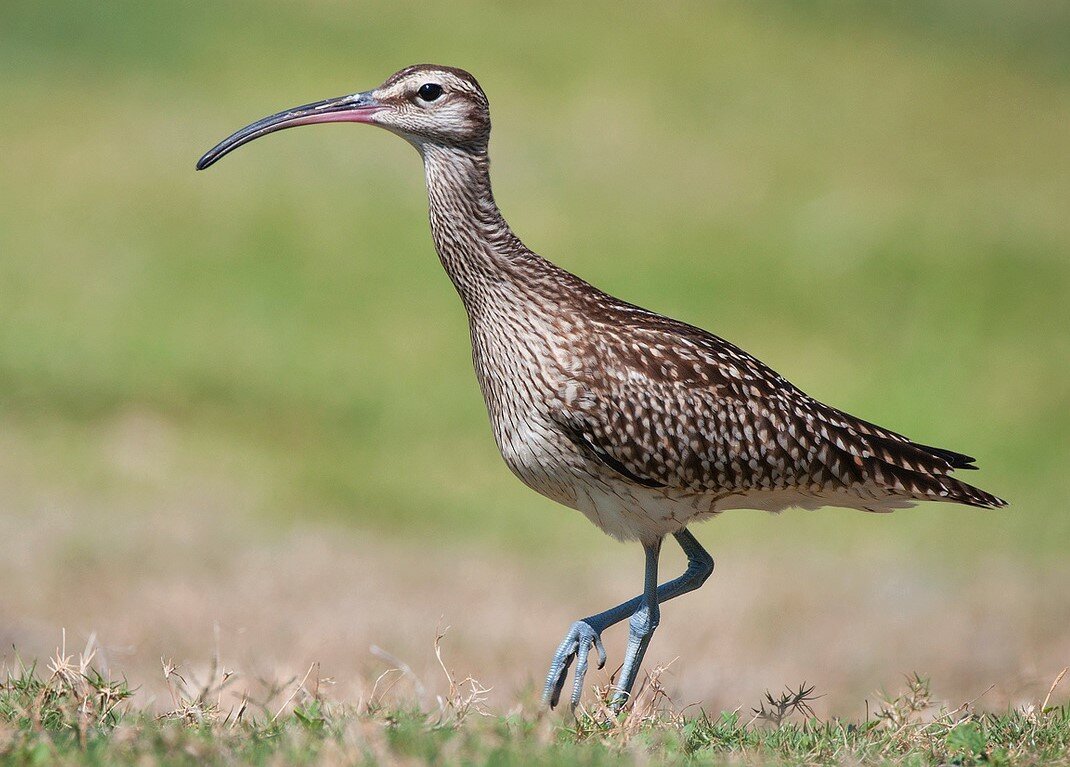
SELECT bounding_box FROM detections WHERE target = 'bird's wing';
[551,308,1002,508]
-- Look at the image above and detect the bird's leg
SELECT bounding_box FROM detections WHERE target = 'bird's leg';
[610,539,662,709]
[542,528,715,709]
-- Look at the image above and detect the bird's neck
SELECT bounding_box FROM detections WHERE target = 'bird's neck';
[419,142,531,308]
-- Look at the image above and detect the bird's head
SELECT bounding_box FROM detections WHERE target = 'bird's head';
[197,64,490,170]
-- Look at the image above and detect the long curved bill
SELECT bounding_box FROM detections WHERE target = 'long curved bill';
[196,91,383,170]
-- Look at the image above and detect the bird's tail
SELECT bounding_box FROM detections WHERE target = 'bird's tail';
[821,407,1007,510]
[864,440,1008,509]
[909,471,1008,509]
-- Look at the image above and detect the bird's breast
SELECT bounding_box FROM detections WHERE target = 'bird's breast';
[463,303,719,543]
[466,307,586,499]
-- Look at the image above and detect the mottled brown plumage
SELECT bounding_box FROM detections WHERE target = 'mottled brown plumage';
[197,63,1005,710]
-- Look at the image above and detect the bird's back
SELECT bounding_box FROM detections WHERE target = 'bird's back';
[466,257,1005,541]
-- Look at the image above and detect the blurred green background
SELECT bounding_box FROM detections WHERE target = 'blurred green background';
[2,0,1068,565]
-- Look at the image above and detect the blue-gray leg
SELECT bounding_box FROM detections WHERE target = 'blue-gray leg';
[542,528,714,709]
[611,538,661,708]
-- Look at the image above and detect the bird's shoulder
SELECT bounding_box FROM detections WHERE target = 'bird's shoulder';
[563,284,800,404]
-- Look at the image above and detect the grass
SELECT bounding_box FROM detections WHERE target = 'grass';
[2,643,1068,765]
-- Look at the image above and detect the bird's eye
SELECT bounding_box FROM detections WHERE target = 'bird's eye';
[417,83,443,102]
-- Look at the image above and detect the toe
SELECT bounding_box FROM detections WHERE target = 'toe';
[594,634,607,670]
[547,652,575,709]
[570,639,591,707]
[541,636,578,706]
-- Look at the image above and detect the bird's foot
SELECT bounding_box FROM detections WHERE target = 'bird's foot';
[607,605,658,713]
[542,620,607,709]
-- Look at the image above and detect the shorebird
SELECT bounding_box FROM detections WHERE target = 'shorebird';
[197,65,1006,711]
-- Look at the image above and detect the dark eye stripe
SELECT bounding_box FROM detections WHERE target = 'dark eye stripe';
[418,83,443,102]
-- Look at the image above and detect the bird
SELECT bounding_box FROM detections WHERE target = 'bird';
[196,64,1006,711]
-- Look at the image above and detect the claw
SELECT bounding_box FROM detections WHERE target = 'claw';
[594,634,607,669]
[541,620,607,709]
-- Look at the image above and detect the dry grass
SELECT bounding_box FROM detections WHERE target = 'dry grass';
[2,641,1068,765]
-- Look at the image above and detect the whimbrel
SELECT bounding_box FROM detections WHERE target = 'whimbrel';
[197,65,1006,710]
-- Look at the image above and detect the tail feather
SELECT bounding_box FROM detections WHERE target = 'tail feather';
[870,453,1007,509]
[915,473,1007,509]
[817,405,1005,509]
[912,441,978,470]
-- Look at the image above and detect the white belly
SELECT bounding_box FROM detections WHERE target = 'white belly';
[568,480,698,544]
[496,415,716,544]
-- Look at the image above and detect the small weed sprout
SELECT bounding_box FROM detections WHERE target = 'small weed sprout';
[875,673,934,729]
[748,683,820,727]
[1,631,133,749]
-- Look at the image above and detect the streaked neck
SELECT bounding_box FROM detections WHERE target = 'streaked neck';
[419,143,526,307]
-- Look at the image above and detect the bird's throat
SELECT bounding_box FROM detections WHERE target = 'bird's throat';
[420,143,525,308]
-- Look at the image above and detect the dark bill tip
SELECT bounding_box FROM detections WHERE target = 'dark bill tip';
[195,91,382,171]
